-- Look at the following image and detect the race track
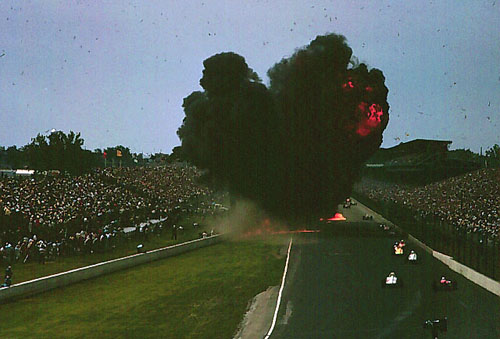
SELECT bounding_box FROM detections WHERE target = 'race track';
[270,203,500,338]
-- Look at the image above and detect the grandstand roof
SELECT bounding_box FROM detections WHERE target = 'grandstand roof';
[368,139,452,163]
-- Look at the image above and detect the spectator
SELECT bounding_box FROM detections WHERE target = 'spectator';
[0,165,215,263]
[354,168,500,243]
[171,224,177,240]
[2,265,12,287]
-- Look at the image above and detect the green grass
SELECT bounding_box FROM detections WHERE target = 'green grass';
[8,214,215,284]
[0,236,288,338]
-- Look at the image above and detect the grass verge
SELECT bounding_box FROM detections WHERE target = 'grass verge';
[0,235,288,338]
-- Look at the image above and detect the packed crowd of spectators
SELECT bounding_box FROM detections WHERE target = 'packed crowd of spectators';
[0,164,214,266]
[354,168,500,243]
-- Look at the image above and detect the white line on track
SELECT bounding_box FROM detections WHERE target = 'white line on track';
[264,237,293,339]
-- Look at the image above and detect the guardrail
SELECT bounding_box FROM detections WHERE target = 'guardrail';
[0,235,223,304]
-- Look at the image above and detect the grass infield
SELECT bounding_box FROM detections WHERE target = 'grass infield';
[0,235,288,338]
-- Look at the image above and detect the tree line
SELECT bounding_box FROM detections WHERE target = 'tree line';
[0,131,177,175]
[449,145,500,167]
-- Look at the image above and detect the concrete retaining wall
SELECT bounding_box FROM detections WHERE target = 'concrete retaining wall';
[407,234,434,255]
[433,251,500,297]
[352,198,500,297]
[0,235,222,304]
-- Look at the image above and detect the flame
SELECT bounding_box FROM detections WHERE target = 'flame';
[355,102,384,137]
[342,80,355,89]
[242,228,320,237]
[240,218,322,237]
[327,212,346,221]
[272,229,320,234]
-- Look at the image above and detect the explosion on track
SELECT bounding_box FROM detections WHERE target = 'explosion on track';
[177,33,389,225]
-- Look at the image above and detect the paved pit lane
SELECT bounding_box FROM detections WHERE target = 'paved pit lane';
[270,207,499,338]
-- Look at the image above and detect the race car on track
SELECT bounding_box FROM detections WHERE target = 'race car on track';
[433,276,458,291]
[362,214,373,220]
[393,245,404,255]
[392,241,405,255]
[423,317,447,338]
[382,272,403,288]
[349,199,357,206]
[407,250,418,263]
[379,224,396,235]
[343,198,357,208]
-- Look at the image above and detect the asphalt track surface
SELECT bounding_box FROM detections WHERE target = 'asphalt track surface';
[270,204,500,339]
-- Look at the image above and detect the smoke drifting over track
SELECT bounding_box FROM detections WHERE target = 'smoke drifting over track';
[178,33,389,224]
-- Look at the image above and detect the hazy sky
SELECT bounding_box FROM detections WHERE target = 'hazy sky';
[1,0,499,154]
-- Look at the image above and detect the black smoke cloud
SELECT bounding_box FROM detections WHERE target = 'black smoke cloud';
[177,33,389,224]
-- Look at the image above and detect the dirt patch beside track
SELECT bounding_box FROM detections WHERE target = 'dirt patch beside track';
[233,285,279,339]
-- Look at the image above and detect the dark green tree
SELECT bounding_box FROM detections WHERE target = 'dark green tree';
[485,144,499,158]
[24,133,50,170]
[24,131,89,174]
[485,144,500,166]
[103,146,134,167]
[5,146,26,169]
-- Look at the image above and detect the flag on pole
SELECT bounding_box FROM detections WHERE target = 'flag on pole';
[117,149,122,157]
[103,151,107,159]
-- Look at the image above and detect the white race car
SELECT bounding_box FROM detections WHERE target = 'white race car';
[408,250,418,263]
[382,272,403,288]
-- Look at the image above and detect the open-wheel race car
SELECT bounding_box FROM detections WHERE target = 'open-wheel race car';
[382,272,403,288]
[343,198,352,208]
[433,276,458,291]
[362,214,373,220]
[407,250,418,264]
[392,241,404,255]
[423,317,447,338]
[379,223,396,236]
[393,246,404,255]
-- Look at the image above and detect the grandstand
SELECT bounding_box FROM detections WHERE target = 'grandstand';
[364,139,481,184]
[0,165,213,260]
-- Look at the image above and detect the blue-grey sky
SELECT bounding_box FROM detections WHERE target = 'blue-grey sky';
[1,0,499,154]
